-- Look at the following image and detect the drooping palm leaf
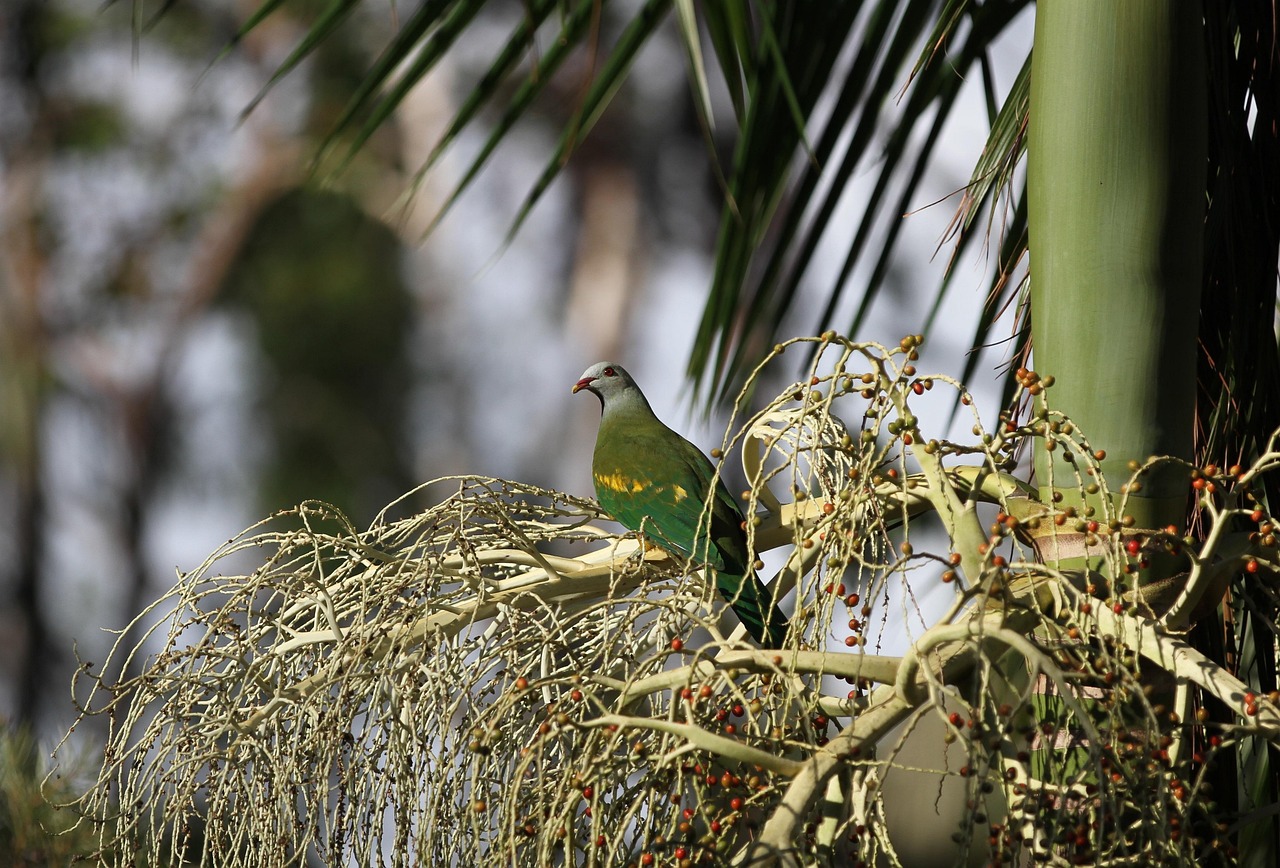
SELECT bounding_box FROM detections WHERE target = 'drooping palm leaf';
[239,0,364,117]
[1198,1,1280,855]
[689,0,1035,404]
[691,1,878,403]
[319,0,498,172]
[953,185,1028,419]
[953,51,1029,240]
[694,0,926,403]
[673,0,716,131]
[397,0,610,235]
[138,0,1037,410]
[498,0,671,245]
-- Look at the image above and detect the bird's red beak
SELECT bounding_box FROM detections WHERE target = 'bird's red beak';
[571,377,594,394]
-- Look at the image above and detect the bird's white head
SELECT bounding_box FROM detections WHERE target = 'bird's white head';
[571,361,648,414]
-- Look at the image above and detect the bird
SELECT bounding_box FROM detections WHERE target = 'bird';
[572,361,788,647]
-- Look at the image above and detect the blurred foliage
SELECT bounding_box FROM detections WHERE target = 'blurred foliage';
[0,724,96,866]
[223,188,414,520]
[50,102,127,153]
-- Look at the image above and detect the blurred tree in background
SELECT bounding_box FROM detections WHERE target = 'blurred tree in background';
[0,0,754,733]
[222,188,414,516]
[15,0,1279,863]
[0,0,421,728]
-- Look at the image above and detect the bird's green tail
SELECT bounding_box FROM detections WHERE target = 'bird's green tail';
[717,571,789,648]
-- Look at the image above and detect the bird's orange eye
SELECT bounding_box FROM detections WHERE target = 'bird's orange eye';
[603,366,616,377]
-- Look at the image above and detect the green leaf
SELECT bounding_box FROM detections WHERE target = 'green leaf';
[693,0,1031,405]
[241,0,364,117]
[325,0,488,173]
[498,0,672,244]
[674,0,714,130]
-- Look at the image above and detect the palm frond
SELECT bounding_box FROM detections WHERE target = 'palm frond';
[321,0,497,172]
[499,0,671,244]
[1198,1,1280,855]
[395,0,605,235]
[690,0,1033,404]
[701,1,752,119]
[241,0,364,117]
[673,0,715,130]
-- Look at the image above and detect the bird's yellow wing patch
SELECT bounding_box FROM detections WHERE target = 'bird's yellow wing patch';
[595,472,688,502]
[595,471,648,494]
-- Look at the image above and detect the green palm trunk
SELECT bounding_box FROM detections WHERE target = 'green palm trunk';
[1023,0,1226,827]
[1028,0,1204,548]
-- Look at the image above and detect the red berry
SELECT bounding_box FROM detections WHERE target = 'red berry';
[671,638,684,652]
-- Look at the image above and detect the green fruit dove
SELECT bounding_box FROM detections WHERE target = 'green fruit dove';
[573,362,788,647]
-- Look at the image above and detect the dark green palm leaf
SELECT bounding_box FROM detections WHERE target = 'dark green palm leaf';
[1198,1,1280,855]
[397,0,605,235]
[499,0,671,245]
[691,0,1032,405]
[318,0,484,171]
[241,0,364,117]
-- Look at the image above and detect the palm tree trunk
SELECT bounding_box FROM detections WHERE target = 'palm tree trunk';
[1028,0,1205,554]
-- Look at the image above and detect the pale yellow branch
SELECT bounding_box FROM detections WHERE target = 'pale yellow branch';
[585,715,805,777]
[620,650,903,706]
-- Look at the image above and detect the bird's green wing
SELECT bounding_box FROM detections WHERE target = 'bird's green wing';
[592,428,729,567]
[593,422,787,647]
[664,439,789,648]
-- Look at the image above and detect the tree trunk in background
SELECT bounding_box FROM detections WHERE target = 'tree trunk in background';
[1,0,52,725]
